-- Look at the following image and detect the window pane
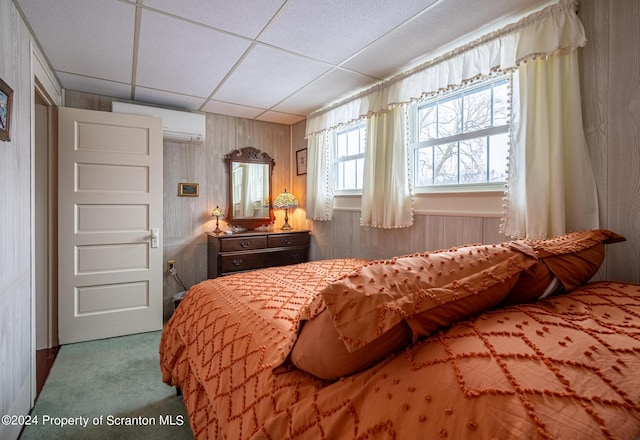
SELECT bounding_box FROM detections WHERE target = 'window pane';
[438,96,462,137]
[336,162,344,190]
[356,157,364,189]
[459,138,487,184]
[464,86,491,131]
[488,132,509,182]
[415,147,433,186]
[493,80,509,126]
[434,143,458,185]
[337,132,347,158]
[347,128,360,156]
[418,104,437,141]
[344,159,356,190]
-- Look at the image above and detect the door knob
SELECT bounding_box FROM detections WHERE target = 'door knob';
[151,228,159,248]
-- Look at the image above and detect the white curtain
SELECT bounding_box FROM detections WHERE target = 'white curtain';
[305,132,334,221]
[361,106,413,228]
[501,52,599,238]
[304,0,597,235]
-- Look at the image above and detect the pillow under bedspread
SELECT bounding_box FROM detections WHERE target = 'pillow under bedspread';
[160,261,640,439]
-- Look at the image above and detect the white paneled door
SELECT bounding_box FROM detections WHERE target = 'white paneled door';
[58,107,163,344]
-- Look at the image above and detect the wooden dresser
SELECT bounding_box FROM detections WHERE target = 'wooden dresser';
[207,229,310,278]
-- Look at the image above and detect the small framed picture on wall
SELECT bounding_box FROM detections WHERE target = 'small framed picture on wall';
[0,77,13,142]
[178,182,199,197]
[296,148,307,175]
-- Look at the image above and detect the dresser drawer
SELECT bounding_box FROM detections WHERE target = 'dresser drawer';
[268,233,309,248]
[270,249,308,266]
[219,236,267,252]
[220,253,267,273]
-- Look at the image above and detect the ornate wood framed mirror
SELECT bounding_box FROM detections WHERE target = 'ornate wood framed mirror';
[224,147,275,230]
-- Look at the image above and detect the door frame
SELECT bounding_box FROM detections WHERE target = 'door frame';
[30,42,62,405]
[34,86,57,350]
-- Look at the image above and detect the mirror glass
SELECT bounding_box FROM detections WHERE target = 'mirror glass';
[231,162,270,218]
[225,147,274,230]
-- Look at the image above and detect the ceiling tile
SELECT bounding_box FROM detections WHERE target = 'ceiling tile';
[256,111,305,126]
[344,0,554,79]
[143,0,285,39]
[18,0,135,83]
[212,44,331,109]
[258,0,434,65]
[201,100,265,120]
[133,87,206,111]
[57,72,132,100]
[136,9,252,98]
[273,68,377,115]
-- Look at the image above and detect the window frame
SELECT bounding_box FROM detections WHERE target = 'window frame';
[333,122,366,194]
[409,75,511,194]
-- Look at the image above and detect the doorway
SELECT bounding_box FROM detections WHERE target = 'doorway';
[33,85,58,396]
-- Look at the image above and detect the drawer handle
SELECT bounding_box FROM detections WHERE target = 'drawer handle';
[232,258,243,266]
[284,239,293,245]
[290,253,300,260]
[240,241,250,249]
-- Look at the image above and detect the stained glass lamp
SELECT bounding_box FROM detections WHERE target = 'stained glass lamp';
[211,206,224,234]
[272,189,298,230]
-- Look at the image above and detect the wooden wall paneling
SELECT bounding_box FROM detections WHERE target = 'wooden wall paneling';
[290,120,309,231]
[1,2,37,437]
[204,114,228,231]
[290,120,307,230]
[62,91,113,112]
[482,217,505,245]
[307,216,331,260]
[307,211,509,264]
[602,1,640,283]
[578,0,640,284]
[421,215,447,251]
[442,216,484,248]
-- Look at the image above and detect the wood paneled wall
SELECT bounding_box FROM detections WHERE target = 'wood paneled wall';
[580,0,640,283]
[0,1,37,438]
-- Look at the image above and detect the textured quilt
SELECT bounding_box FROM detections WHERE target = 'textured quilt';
[160,260,640,439]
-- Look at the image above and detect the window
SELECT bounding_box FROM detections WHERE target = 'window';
[334,123,366,191]
[411,76,510,189]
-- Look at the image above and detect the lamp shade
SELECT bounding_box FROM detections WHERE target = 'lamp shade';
[211,206,224,218]
[273,189,298,209]
[273,189,298,230]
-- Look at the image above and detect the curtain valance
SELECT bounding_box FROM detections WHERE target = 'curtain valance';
[305,0,584,137]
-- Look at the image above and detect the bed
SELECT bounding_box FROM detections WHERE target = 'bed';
[160,229,640,439]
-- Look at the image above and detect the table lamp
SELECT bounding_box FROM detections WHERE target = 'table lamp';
[211,206,224,234]
[272,189,298,230]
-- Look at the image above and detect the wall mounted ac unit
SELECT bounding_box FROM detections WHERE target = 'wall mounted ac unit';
[112,101,205,144]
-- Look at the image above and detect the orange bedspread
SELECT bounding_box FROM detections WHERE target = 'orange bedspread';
[160,261,640,440]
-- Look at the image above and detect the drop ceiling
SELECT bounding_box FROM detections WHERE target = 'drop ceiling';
[16,0,552,126]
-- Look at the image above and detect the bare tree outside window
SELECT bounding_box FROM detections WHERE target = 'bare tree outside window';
[413,77,510,187]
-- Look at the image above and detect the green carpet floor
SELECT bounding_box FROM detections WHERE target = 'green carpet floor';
[20,331,192,440]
